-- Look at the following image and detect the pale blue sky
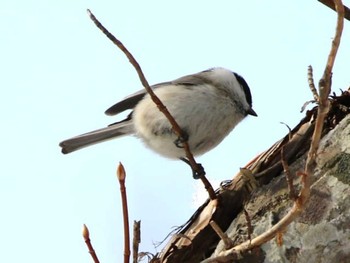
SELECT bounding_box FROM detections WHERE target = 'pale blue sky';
[1,1,349,262]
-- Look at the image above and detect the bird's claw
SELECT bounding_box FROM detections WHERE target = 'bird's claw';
[174,131,189,148]
[192,163,205,179]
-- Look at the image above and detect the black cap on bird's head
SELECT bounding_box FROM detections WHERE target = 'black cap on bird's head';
[233,72,257,117]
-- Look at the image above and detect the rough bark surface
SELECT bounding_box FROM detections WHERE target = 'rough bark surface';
[153,91,350,263]
[209,114,350,263]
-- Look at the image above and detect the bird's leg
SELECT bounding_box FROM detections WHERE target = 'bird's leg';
[175,130,206,179]
[173,130,189,148]
[180,157,205,179]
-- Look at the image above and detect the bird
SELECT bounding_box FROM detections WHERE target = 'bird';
[59,67,257,163]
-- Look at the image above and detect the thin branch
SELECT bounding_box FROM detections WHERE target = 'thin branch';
[243,208,253,245]
[318,0,344,105]
[305,0,344,176]
[87,9,216,200]
[308,65,318,101]
[281,147,297,200]
[318,0,350,21]
[117,163,130,263]
[300,66,318,112]
[276,231,284,247]
[133,220,141,263]
[82,224,101,263]
[280,122,292,140]
[209,221,234,249]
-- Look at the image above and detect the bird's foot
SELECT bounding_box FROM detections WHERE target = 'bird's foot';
[174,131,189,148]
[180,157,205,179]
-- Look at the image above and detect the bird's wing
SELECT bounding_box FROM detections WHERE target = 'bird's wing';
[170,70,213,86]
[104,89,147,116]
[105,70,212,116]
[104,83,171,116]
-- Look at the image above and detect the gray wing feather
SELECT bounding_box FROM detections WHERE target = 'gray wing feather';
[105,71,212,116]
[104,82,173,116]
[59,121,134,154]
[105,90,146,116]
[170,73,213,86]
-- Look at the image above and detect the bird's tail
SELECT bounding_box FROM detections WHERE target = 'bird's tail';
[59,121,134,154]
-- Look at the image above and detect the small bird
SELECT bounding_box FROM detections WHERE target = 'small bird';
[59,67,257,161]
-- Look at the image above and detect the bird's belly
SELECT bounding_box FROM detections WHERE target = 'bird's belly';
[132,86,244,158]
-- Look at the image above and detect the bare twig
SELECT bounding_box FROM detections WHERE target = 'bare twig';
[133,220,141,263]
[300,66,318,112]
[281,147,297,200]
[117,162,130,263]
[209,221,234,249]
[318,0,350,21]
[243,208,253,245]
[276,231,284,247]
[82,224,101,263]
[202,2,345,262]
[300,100,315,113]
[280,122,292,140]
[87,9,216,200]
[308,65,318,101]
[304,0,344,181]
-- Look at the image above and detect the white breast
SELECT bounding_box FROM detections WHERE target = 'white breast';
[132,83,246,159]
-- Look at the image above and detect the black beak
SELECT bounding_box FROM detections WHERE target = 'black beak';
[247,108,258,117]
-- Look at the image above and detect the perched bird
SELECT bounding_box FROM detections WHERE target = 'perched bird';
[59,67,257,161]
